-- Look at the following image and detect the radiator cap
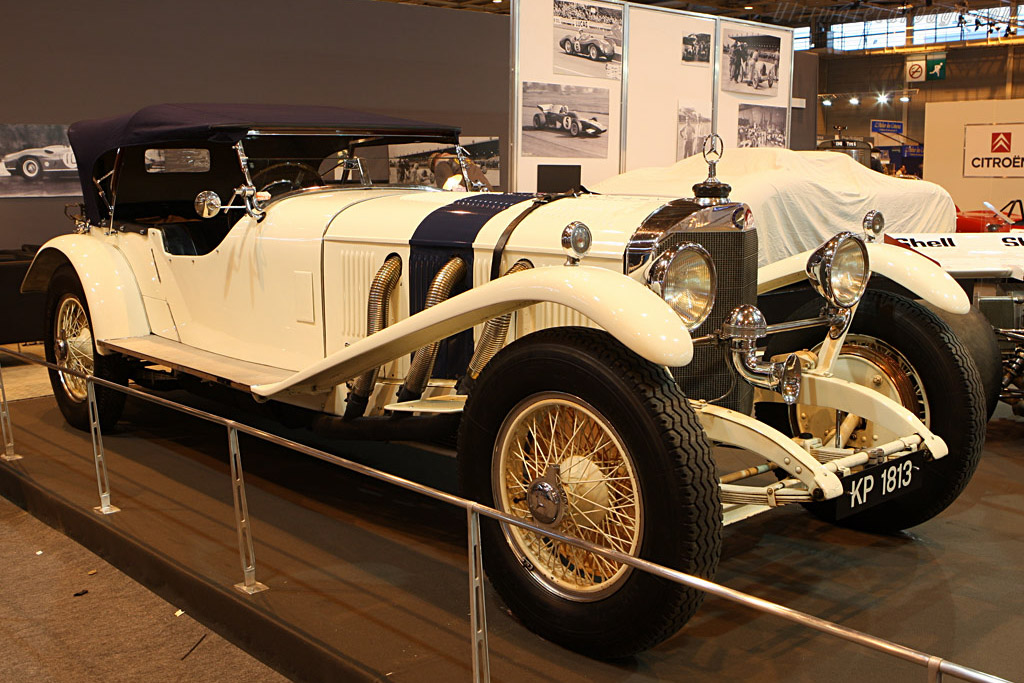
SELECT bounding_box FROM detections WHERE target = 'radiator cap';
[692,134,731,200]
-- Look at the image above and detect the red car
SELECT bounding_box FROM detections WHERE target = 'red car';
[956,199,1024,232]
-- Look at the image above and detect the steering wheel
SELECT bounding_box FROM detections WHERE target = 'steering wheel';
[252,162,324,198]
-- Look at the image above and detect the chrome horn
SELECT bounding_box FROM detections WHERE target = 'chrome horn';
[720,304,802,405]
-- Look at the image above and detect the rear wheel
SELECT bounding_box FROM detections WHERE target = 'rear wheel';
[44,265,128,431]
[19,156,42,179]
[459,328,720,658]
[562,39,574,54]
[763,290,984,532]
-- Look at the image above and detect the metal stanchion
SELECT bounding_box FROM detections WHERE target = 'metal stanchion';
[929,656,944,683]
[0,356,22,462]
[228,425,268,595]
[467,509,490,683]
[87,381,119,514]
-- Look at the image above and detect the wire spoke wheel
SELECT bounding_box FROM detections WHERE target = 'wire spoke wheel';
[54,295,94,403]
[494,392,641,600]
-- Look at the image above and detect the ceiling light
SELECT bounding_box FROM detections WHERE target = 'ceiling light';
[877,93,889,104]
[822,98,833,106]
[899,95,910,102]
[849,96,860,105]
[744,5,754,8]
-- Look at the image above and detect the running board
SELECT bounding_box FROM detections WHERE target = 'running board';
[98,336,293,393]
[383,395,467,414]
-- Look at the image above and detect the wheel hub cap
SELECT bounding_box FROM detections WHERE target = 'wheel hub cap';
[526,466,565,525]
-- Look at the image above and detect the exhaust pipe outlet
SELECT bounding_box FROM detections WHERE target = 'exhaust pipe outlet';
[397,256,467,403]
[345,255,402,419]
[458,259,533,395]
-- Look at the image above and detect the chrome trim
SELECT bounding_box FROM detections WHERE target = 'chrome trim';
[620,4,630,174]
[624,200,752,277]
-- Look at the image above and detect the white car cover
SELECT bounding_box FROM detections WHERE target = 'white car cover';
[593,148,956,265]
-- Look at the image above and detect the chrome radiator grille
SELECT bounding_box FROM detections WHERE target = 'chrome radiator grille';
[663,226,758,413]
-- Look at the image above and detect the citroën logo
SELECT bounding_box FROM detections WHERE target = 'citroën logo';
[991,132,1012,153]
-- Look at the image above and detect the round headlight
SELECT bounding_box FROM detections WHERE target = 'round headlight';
[647,243,717,330]
[806,231,870,308]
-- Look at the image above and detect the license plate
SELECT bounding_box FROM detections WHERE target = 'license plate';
[833,451,926,520]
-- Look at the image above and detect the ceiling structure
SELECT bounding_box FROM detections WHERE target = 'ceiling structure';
[385,0,1019,31]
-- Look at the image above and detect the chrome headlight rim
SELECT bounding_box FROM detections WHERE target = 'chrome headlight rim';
[647,242,717,331]
[806,231,870,309]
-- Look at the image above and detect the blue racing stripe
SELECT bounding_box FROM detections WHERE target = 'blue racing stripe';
[410,193,533,249]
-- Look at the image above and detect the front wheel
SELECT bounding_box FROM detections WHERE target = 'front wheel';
[569,120,581,136]
[533,113,546,129]
[458,328,721,658]
[763,290,984,532]
[588,44,599,60]
[44,265,128,431]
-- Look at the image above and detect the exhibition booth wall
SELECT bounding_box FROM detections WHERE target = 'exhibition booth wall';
[924,97,1024,211]
[0,0,510,249]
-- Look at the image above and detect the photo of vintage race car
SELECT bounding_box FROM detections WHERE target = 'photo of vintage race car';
[2,144,77,180]
[558,30,616,61]
[532,104,607,137]
[22,106,984,659]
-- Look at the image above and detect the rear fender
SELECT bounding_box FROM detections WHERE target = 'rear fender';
[21,235,150,347]
[253,265,692,398]
[758,242,969,314]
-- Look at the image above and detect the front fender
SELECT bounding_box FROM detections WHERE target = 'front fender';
[758,242,969,314]
[253,265,692,398]
[21,235,150,346]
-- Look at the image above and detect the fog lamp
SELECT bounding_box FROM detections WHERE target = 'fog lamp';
[806,231,870,308]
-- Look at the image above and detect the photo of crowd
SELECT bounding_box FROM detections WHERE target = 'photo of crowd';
[721,30,781,96]
[552,0,623,80]
[737,104,786,148]
[677,102,712,161]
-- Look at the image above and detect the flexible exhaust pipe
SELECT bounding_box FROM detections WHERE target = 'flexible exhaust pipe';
[396,256,467,403]
[344,255,402,419]
[458,259,533,395]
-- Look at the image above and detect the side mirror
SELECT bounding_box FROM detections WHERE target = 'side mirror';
[195,190,222,218]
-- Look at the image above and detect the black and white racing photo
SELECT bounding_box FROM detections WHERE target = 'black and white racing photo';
[552,0,623,81]
[522,81,609,158]
[681,32,711,65]
[677,101,712,160]
[721,29,781,95]
[737,104,786,147]
[0,124,79,197]
[388,137,499,190]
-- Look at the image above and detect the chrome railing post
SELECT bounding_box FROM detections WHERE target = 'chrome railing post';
[467,508,490,683]
[929,656,944,683]
[87,380,119,514]
[228,424,268,595]
[0,356,21,461]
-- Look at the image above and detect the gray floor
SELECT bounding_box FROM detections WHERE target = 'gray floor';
[0,495,286,682]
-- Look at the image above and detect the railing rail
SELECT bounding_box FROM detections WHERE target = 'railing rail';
[0,346,1012,683]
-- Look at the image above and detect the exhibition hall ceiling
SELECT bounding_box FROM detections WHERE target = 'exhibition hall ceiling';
[384,0,1014,29]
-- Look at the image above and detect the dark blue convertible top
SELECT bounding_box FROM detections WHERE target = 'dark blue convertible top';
[69,103,461,223]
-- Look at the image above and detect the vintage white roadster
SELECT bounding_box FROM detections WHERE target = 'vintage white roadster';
[23,105,983,658]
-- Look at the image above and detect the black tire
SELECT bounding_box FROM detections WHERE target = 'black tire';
[920,301,1001,421]
[533,113,546,129]
[569,120,581,137]
[562,39,574,54]
[19,156,42,180]
[588,44,599,60]
[44,265,128,431]
[762,290,984,532]
[458,328,721,658]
